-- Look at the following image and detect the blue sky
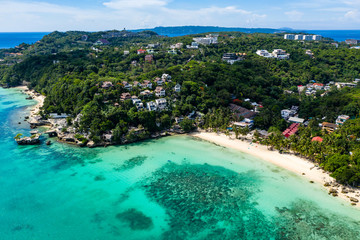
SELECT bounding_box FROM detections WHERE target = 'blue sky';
[0,0,359,31]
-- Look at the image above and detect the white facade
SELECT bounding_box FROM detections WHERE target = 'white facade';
[304,35,313,41]
[256,50,272,58]
[174,84,181,93]
[284,34,295,40]
[193,35,218,45]
[147,101,157,111]
[295,35,304,40]
[155,98,167,111]
[312,35,322,41]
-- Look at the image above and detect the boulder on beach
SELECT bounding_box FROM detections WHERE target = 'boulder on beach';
[350,197,359,203]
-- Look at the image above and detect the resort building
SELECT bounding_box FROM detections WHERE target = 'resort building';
[295,35,304,40]
[193,34,218,45]
[284,34,295,40]
[256,50,272,58]
[346,39,358,45]
[121,93,131,100]
[229,104,257,119]
[313,35,322,41]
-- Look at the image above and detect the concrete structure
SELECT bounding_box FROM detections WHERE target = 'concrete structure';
[312,35,322,41]
[155,98,167,111]
[284,34,295,40]
[147,101,157,111]
[174,84,181,93]
[193,34,218,45]
[336,115,350,126]
[295,35,304,40]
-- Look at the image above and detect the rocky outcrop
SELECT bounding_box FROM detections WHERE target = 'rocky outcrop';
[15,134,41,145]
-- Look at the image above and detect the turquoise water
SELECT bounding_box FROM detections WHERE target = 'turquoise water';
[1,87,360,240]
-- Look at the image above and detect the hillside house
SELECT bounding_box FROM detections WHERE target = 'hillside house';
[174,84,181,93]
[322,122,338,133]
[122,81,132,91]
[145,54,154,63]
[137,49,146,54]
[101,81,113,89]
[155,98,167,111]
[336,115,350,126]
[121,92,131,100]
[155,87,166,97]
[142,80,153,89]
[147,101,157,111]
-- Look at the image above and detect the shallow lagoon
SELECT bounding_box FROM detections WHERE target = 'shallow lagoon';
[1,87,360,240]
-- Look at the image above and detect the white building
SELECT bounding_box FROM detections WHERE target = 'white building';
[284,34,295,40]
[295,35,304,40]
[272,49,290,60]
[132,98,144,110]
[304,35,313,41]
[147,101,157,111]
[193,34,218,45]
[313,35,322,41]
[174,84,181,93]
[187,42,199,49]
[155,98,167,111]
[256,50,272,58]
[155,87,166,97]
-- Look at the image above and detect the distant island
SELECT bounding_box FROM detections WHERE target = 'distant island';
[1,29,360,196]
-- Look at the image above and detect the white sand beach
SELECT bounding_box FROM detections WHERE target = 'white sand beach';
[14,85,45,119]
[190,131,360,207]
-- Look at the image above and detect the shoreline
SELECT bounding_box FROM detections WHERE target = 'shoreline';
[190,131,360,208]
[14,85,45,120]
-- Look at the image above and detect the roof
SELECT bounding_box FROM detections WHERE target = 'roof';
[288,117,305,123]
[282,123,300,138]
[312,136,323,142]
[322,122,338,129]
[229,104,257,119]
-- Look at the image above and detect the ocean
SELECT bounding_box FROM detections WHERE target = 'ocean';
[0,32,49,49]
[1,87,360,239]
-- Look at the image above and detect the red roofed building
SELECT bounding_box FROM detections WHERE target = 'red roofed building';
[137,49,146,54]
[282,123,300,138]
[312,136,323,142]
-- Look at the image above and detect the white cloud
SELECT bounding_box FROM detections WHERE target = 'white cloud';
[103,0,168,9]
[285,10,304,21]
[344,9,360,20]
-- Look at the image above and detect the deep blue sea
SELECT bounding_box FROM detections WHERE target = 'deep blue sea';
[0,32,49,49]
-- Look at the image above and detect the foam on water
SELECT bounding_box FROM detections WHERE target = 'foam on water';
[1,87,360,240]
